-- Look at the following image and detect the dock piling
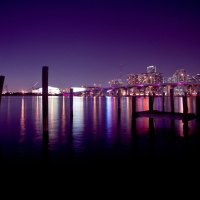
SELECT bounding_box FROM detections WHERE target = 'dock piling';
[70,88,73,119]
[42,66,48,132]
[183,92,188,115]
[149,93,154,112]
[196,92,200,120]
[118,89,121,113]
[0,76,5,95]
[182,92,189,132]
[162,92,165,112]
[131,94,137,134]
[170,88,174,113]
[132,95,136,117]
[0,75,5,103]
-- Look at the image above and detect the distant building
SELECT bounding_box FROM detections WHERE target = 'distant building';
[32,86,61,94]
[127,74,141,85]
[193,74,200,82]
[108,79,123,87]
[168,69,187,83]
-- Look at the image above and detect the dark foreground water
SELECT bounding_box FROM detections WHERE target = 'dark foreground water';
[0,96,200,175]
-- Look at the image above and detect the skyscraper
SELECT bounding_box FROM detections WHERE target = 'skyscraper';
[147,66,156,74]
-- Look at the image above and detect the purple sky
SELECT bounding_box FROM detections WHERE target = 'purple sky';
[0,0,200,91]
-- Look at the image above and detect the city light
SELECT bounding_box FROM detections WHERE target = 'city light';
[32,86,61,94]
[71,87,86,92]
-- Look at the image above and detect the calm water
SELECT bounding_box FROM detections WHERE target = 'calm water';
[0,96,200,170]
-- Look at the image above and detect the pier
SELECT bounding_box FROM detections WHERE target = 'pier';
[131,91,198,131]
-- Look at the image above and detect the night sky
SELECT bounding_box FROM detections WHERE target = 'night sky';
[0,0,200,91]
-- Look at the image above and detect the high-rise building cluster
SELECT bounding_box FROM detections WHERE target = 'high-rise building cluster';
[127,66,163,85]
[168,69,186,83]
[108,65,200,90]
[168,69,200,83]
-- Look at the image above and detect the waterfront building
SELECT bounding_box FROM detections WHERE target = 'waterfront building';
[32,86,61,94]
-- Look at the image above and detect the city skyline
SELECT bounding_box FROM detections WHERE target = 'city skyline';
[1,0,200,91]
[2,65,200,93]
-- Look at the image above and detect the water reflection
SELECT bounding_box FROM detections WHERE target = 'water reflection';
[20,97,26,137]
[0,96,199,168]
[49,97,59,133]
[125,97,131,129]
[93,97,97,133]
[35,96,42,134]
[15,96,200,140]
[42,129,49,166]
[61,96,66,135]
[72,97,84,152]
[106,97,112,132]
[177,97,183,113]
[7,97,11,124]
[188,97,196,114]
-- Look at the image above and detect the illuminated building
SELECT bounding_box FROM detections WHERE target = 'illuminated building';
[168,69,187,83]
[127,66,163,85]
[71,87,86,92]
[192,74,200,82]
[32,86,61,94]
[147,66,156,73]
[108,79,123,87]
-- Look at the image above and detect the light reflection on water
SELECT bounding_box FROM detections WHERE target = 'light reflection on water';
[72,97,84,152]
[0,96,199,167]
[20,97,25,137]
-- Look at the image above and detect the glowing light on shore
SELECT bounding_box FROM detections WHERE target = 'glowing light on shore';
[71,87,86,92]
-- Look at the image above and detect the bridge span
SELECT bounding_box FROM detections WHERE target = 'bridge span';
[65,82,200,97]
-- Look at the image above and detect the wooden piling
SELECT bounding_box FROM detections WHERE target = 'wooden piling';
[182,92,189,131]
[149,93,154,112]
[183,93,189,137]
[0,76,5,101]
[162,92,165,112]
[183,92,188,115]
[118,89,121,113]
[196,92,200,120]
[0,76,5,93]
[42,66,48,132]
[70,88,73,119]
[132,95,136,117]
[131,94,137,134]
[170,88,174,113]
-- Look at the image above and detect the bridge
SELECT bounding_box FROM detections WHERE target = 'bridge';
[64,82,200,97]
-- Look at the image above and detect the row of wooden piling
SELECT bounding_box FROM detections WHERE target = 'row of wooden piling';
[197,92,200,120]
[128,88,199,123]
[118,88,193,116]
